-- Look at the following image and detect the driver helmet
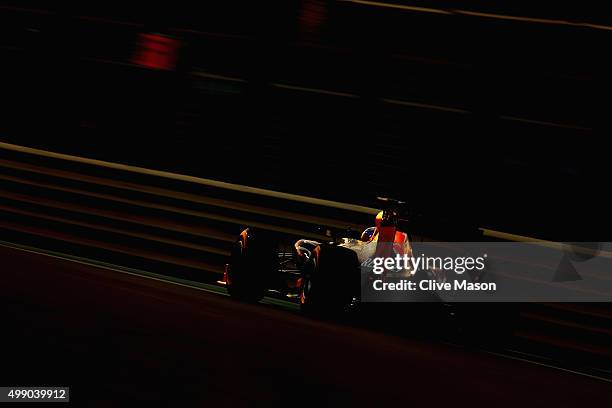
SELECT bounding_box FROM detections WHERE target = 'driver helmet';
[360,226,377,242]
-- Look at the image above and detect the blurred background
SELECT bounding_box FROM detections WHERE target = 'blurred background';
[2,5,612,397]
[1,1,609,239]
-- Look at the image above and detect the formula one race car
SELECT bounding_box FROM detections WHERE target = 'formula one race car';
[223,198,418,313]
[223,200,518,336]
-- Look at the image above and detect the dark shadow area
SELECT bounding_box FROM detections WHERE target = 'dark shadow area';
[0,1,609,240]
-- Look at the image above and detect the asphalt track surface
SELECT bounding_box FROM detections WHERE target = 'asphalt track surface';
[2,246,611,406]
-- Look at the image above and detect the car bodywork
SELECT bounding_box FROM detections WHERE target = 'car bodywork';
[223,204,416,310]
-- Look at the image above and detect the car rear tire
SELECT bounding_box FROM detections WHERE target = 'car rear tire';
[299,245,359,315]
[226,230,276,302]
